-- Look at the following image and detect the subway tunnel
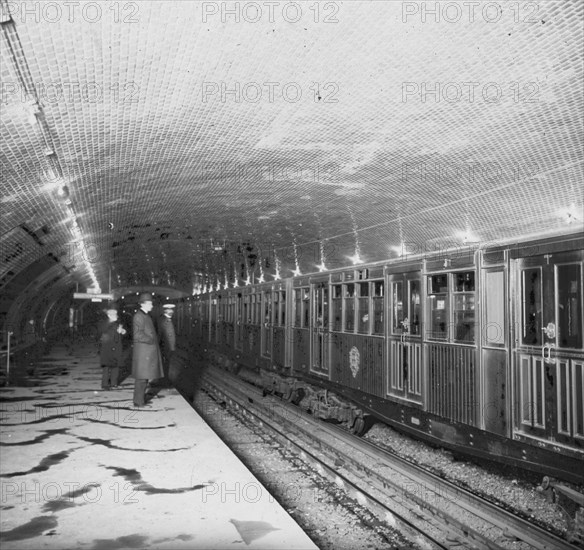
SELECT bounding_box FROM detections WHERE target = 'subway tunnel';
[1,2,584,548]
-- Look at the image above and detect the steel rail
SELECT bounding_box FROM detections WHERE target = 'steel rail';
[203,371,509,550]
[201,378,451,550]
[203,366,580,550]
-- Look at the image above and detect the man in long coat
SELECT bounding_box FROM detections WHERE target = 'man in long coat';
[158,303,176,387]
[132,293,163,407]
[98,307,126,390]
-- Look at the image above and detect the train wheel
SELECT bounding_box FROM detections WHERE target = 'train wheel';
[289,388,305,406]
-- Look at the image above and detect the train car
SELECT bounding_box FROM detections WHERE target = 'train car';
[181,234,584,484]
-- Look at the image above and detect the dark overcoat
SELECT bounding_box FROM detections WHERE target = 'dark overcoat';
[131,309,163,380]
[158,315,176,356]
[98,320,124,367]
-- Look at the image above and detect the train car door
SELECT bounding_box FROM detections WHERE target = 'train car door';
[388,271,423,402]
[513,249,583,446]
[311,281,329,376]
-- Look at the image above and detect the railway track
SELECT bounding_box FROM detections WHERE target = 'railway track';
[201,365,579,550]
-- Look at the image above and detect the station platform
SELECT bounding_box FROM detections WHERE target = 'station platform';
[0,341,318,550]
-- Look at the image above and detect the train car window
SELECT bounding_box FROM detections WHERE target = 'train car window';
[264,292,272,324]
[345,283,355,332]
[392,282,404,334]
[484,271,505,345]
[280,291,286,326]
[273,292,279,326]
[430,274,448,293]
[302,288,310,328]
[373,280,384,335]
[428,275,448,340]
[332,285,343,331]
[408,280,421,336]
[357,268,368,280]
[358,283,369,333]
[557,263,582,349]
[521,268,541,346]
[294,289,301,327]
[323,287,329,329]
[453,293,475,343]
[455,271,475,292]
[255,293,262,324]
[243,295,249,323]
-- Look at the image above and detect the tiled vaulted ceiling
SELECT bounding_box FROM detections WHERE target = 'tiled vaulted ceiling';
[1,1,583,317]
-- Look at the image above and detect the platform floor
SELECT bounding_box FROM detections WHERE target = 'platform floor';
[0,342,318,550]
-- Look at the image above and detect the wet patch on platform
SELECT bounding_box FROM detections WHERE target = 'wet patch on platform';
[90,534,149,549]
[0,395,60,402]
[105,466,207,494]
[0,428,69,446]
[0,515,58,542]
[84,417,175,430]
[41,483,101,513]
[78,435,190,452]
[152,534,195,545]
[1,449,77,478]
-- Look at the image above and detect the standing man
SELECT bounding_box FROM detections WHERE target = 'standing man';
[132,293,163,407]
[158,303,176,387]
[98,307,126,390]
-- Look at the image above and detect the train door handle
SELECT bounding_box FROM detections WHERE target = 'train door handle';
[545,343,556,365]
[542,322,556,339]
[542,344,555,364]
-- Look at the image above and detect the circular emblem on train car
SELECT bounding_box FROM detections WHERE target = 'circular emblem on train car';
[349,346,360,378]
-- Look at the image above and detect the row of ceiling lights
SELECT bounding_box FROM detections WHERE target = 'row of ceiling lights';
[1,7,100,292]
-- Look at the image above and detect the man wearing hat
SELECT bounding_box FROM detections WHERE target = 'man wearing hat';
[132,293,163,407]
[158,303,176,387]
[98,307,126,390]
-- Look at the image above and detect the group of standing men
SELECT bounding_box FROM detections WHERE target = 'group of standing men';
[97,293,176,408]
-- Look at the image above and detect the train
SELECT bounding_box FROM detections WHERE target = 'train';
[174,233,584,484]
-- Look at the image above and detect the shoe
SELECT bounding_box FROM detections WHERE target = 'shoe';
[133,403,152,408]
[102,387,111,391]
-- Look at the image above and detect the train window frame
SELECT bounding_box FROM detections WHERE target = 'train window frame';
[427,274,449,341]
[302,287,310,328]
[344,282,355,332]
[263,290,273,325]
[294,289,302,327]
[521,267,542,346]
[243,294,250,324]
[555,262,582,350]
[372,280,384,335]
[453,271,476,344]
[332,284,343,332]
[483,269,505,347]
[408,279,421,336]
[255,292,262,324]
[426,270,476,344]
[391,280,404,335]
[357,282,370,334]
[294,287,310,329]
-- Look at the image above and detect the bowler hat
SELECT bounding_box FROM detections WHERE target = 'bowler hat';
[162,303,176,309]
[138,293,153,303]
